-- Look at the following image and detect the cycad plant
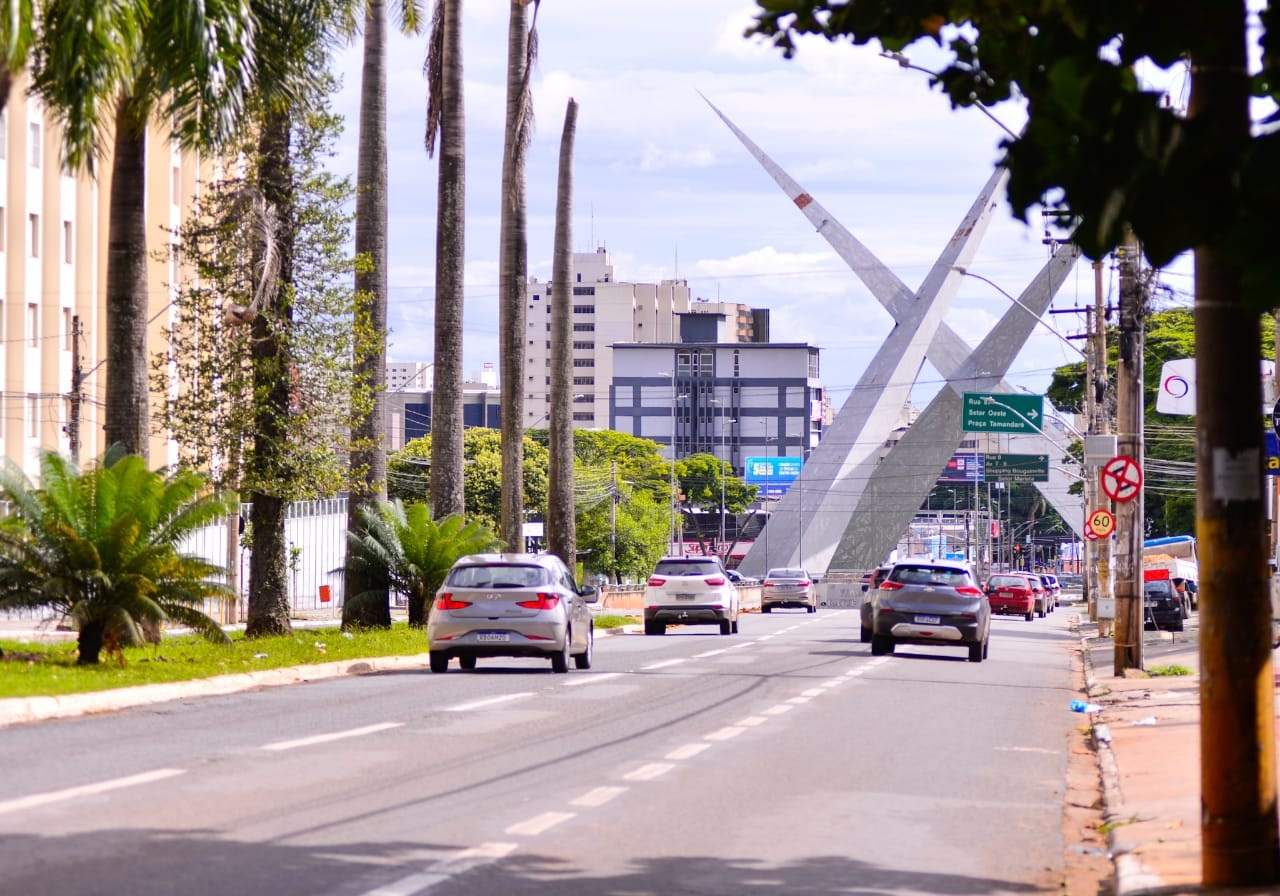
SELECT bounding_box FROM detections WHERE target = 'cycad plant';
[0,450,233,664]
[344,500,501,627]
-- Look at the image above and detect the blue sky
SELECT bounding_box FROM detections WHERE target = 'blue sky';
[326,2,1192,408]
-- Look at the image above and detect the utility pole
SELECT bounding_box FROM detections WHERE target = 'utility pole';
[1192,3,1279,882]
[1113,229,1145,673]
[1090,261,1116,638]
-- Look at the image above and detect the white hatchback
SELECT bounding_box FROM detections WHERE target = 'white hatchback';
[643,556,739,635]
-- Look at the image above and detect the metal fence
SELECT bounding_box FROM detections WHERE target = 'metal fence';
[180,497,350,622]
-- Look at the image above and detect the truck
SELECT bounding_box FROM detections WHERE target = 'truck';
[1143,536,1198,613]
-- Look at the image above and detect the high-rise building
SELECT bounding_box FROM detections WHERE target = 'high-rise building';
[0,83,197,474]
[523,247,693,430]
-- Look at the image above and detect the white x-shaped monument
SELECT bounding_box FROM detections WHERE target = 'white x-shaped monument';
[704,100,1081,577]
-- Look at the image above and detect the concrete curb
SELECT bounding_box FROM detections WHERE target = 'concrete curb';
[1079,626,1163,896]
[0,653,434,729]
[0,624,638,729]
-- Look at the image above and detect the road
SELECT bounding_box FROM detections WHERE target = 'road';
[0,607,1082,895]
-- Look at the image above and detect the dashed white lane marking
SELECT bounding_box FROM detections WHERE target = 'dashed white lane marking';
[505,811,576,836]
[666,743,711,760]
[755,635,775,641]
[820,678,845,688]
[361,842,517,896]
[704,726,745,742]
[762,704,794,716]
[787,696,813,705]
[801,688,827,697]
[0,768,186,816]
[563,672,624,686]
[624,762,675,781]
[735,716,769,727]
[995,746,1058,755]
[571,786,628,807]
[641,658,686,670]
[693,647,729,658]
[445,693,534,712]
[261,722,403,752]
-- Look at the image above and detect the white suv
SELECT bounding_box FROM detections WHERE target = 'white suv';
[643,556,740,635]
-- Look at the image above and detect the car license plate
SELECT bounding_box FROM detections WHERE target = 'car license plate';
[476,633,510,642]
[914,614,941,625]
[674,593,697,600]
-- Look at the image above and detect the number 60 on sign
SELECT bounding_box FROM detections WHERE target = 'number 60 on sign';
[1086,509,1115,540]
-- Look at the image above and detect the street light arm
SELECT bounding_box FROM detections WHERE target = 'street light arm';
[880,50,1020,141]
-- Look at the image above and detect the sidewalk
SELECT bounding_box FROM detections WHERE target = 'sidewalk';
[1079,610,1280,895]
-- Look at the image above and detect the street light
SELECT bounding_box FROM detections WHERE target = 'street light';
[719,416,736,561]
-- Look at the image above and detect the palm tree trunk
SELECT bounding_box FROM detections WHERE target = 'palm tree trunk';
[547,99,578,569]
[104,96,150,459]
[245,105,296,639]
[344,0,391,628]
[498,0,534,550]
[76,620,105,666]
[430,0,466,519]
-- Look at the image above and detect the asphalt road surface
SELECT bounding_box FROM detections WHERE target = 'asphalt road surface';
[0,607,1081,895]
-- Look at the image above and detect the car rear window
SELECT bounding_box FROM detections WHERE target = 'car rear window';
[654,560,721,576]
[890,565,973,587]
[447,564,548,588]
[767,568,806,579]
[988,575,1028,588]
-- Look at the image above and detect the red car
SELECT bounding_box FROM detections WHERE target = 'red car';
[983,573,1037,621]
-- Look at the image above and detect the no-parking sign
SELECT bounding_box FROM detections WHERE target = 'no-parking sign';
[1100,455,1142,503]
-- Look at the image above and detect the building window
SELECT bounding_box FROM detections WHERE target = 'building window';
[28,214,38,257]
[26,303,37,346]
[572,359,595,368]
[572,412,595,422]
[572,286,596,296]
[573,323,595,332]
[62,308,72,350]
[573,377,595,386]
[62,221,72,264]
[28,395,39,436]
[572,341,595,351]
[172,166,181,200]
[28,123,39,167]
[572,305,595,314]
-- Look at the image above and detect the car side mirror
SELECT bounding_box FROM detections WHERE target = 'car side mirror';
[580,584,599,603]
[861,584,869,593]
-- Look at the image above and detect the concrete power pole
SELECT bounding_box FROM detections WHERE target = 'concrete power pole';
[67,315,83,467]
[1113,229,1145,674]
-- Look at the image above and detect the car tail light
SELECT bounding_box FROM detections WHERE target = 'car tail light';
[763,582,776,588]
[435,594,471,610]
[704,576,726,586]
[647,576,667,586]
[879,580,904,591]
[955,586,982,596]
[524,634,554,641]
[957,612,978,620]
[516,593,561,610]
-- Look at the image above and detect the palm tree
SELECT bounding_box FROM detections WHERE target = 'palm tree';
[0,0,33,111]
[344,499,499,627]
[344,0,425,629]
[546,98,577,568]
[33,0,257,460]
[498,0,538,550]
[0,450,232,665]
[425,0,466,520]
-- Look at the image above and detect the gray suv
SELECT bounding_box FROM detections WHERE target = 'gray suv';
[867,559,991,662]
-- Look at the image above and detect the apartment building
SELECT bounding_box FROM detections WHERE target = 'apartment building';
[523,247,693,431]
[0,83,196,475]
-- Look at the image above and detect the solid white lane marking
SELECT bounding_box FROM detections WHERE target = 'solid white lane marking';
[571,786,628,807]
[261,722,403,752]
[624,763,675,781]
[666,742,711,760]
[505,811,576,836]
[762,704,794,716]
[563,672,623,687]
[0,768,187,816]
[735,716,769,727]
[445,693,534,712]
[704,726,745,742]
[362,843,518,896]
[641,659,686,670]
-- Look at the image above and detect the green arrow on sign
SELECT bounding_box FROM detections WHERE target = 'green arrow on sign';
[961,393,1044,434]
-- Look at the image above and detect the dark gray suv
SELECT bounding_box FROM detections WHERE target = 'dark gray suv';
[867,559,991,662]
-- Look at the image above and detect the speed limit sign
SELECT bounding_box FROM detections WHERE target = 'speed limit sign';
[1086,508,1116,540]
